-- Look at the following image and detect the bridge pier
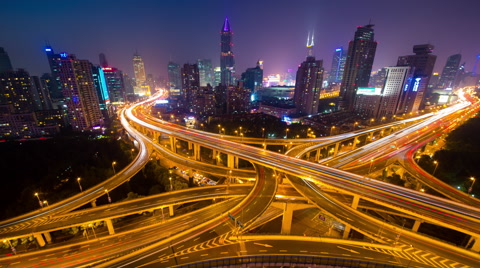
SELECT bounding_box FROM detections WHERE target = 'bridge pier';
[352,137,359,150]
[467,236,480,252]
[351,195,360,209]
[281,203,294,235]
[193,144,201,161]
[412,220,422,232]
[227,154,237,169]
[343,225,352,239]
[105,219,115,235]
[33,233,46,247]
[43,232,52,243]
[332,143,340,157]
[91,200,97,207]
[169,205,175,216]
[170,136,177,153]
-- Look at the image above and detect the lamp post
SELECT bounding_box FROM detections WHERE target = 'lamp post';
[240,133,244,142]
[169,177,173,191]
[77,177,83,192]
[432,161,438,176]
[34,192,43,208]
[105,189,111,203]
[468,177,476,194]
[285,128,289,139]
[112,161,117,175]
[43,200,51,212]
[262,128,265,139]
[130,148,135,159]
[3,240,16,255]
[330,126,336,136]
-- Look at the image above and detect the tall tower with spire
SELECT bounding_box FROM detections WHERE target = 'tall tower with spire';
[220,17,235,86]
[293,32,324,116]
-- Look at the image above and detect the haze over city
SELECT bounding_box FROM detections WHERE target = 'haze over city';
[1,0,479,78]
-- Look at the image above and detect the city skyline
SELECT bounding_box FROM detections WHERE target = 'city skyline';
[1,0,479,80]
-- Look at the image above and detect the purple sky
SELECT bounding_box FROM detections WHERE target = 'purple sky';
[1,0,479,79]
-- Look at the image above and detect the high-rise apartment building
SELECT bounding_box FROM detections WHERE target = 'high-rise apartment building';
[49,50,103,130]
[294,42,324,116]
[133,53,146,83]
[168,62,182,89]
[0,69,35,113]
[102,67,125,103]
[241,61,263,92]
[328,47,346,84]
[340,24,377,111]
[181,63,200,109]
[438,54,461,89]
[44,46,64,100]
[197,59,214,87]
[397,44,437,110]
[220,17,235,86]
[0,47,13,73]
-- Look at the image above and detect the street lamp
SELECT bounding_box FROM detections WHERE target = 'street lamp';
[34,192,43,208]
[262,128,265,139]
[468,177,476,194]
[77,177,83,192]
[169,177,173,191]
[368,158,374,174]
[130,148,135,159]
[3,240,16,255]
[43,200,51,211]
[112,161,117,175]
[285,128,289,139]
[330,126,336,136]
[240,133,244,142]
[105,189,111,203]
[432,161,438,176]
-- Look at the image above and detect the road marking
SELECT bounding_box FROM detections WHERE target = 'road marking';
[279,250,287,252]
[337,246,359,254]
[176,245,184,249]
[200,254,209,257]
[253,242,273,248]
[180,257,189,260]
[259,249,268,253]
[220,251,229,254]
[300,250,308,253]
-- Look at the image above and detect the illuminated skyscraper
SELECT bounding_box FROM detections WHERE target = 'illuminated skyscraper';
[397,44,437,110]
[102,67,125,103]
[181,63,200,108]
[133,53,146,84]
[241,61,263,92]
[294,35,324,116]
[168,62,182,89]
[220,17,235,86]
[0,47,13,73]
[197,59,214,87]
[328,47,346,84]
[50,50,103,130]
[0,69,35,113]
[44,45,64,100]
[340,24,377,111]
[438,54,461,89]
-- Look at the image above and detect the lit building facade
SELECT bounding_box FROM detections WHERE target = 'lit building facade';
[220,17,235,86]
[438,54,461,89]
[341,24,377,111]
[328,47,346,84]
[294,54,324,116]
[197,59,214,87]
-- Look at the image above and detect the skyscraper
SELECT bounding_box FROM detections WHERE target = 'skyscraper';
[377,66,413,118]
[181,63,200,108]
[0,47,13,73]
[328,47,346,84]
[102,67,125,103]
[397,44,437,110]
[197,59,214,87]
[99,53,109,68]
[167,62,182,89]
[340,24,377,111]
[294,36,324,116]
[438,54,461,89]
[44,45,64,101]
[220,17,235,86]
[0,69,35,113]
[133,53,146,83]
[50,51,103,130]
[241,61,263,92]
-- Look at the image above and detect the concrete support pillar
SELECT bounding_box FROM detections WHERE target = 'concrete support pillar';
[467,236,480,252]
[351,195,360,210]
[194,144,201,161]
[352,137,359,150]
[412,220,422,232]
[315,149,321,162]
[169,205,175,216]
[43,232,52,243]
[227,154,236,169]
[333,143,340,157]
[34,233,46,247]
[367,132,374,143]
[306,151,311,161]
[105,219,115,235]
[169,136,177,153]
[281,203,294,235]
[343,225,352,239]
[91,200,97,207]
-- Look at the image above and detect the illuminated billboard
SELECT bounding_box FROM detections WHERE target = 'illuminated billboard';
[357,87,382,95]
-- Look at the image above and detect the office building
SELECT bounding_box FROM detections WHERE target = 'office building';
[102,67,125,103]
[220,17,235,85]
[438,54,461,89]
[197,59,214,87]
[181,63,200,109]
[397,44,437,110]
[99,53,109,68]
[328,47,346,84]
[241,61,263,92]
[340,24,377,111]
[168,62,182,89]
[0,47,13,73]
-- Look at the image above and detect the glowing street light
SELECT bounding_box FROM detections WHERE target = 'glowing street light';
[368,158,374,174]
[468,177,476,194]
[112,161,117,175]
[169,177,173,191]
[34,192,43,208]
[105,189,112,203]
[330,126,336,136]
[285,128,289,139]
[3,240,16,255]
[432,161,439,176]
[77,177,83,192]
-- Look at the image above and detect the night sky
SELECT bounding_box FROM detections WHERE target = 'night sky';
[1,0,479,80]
